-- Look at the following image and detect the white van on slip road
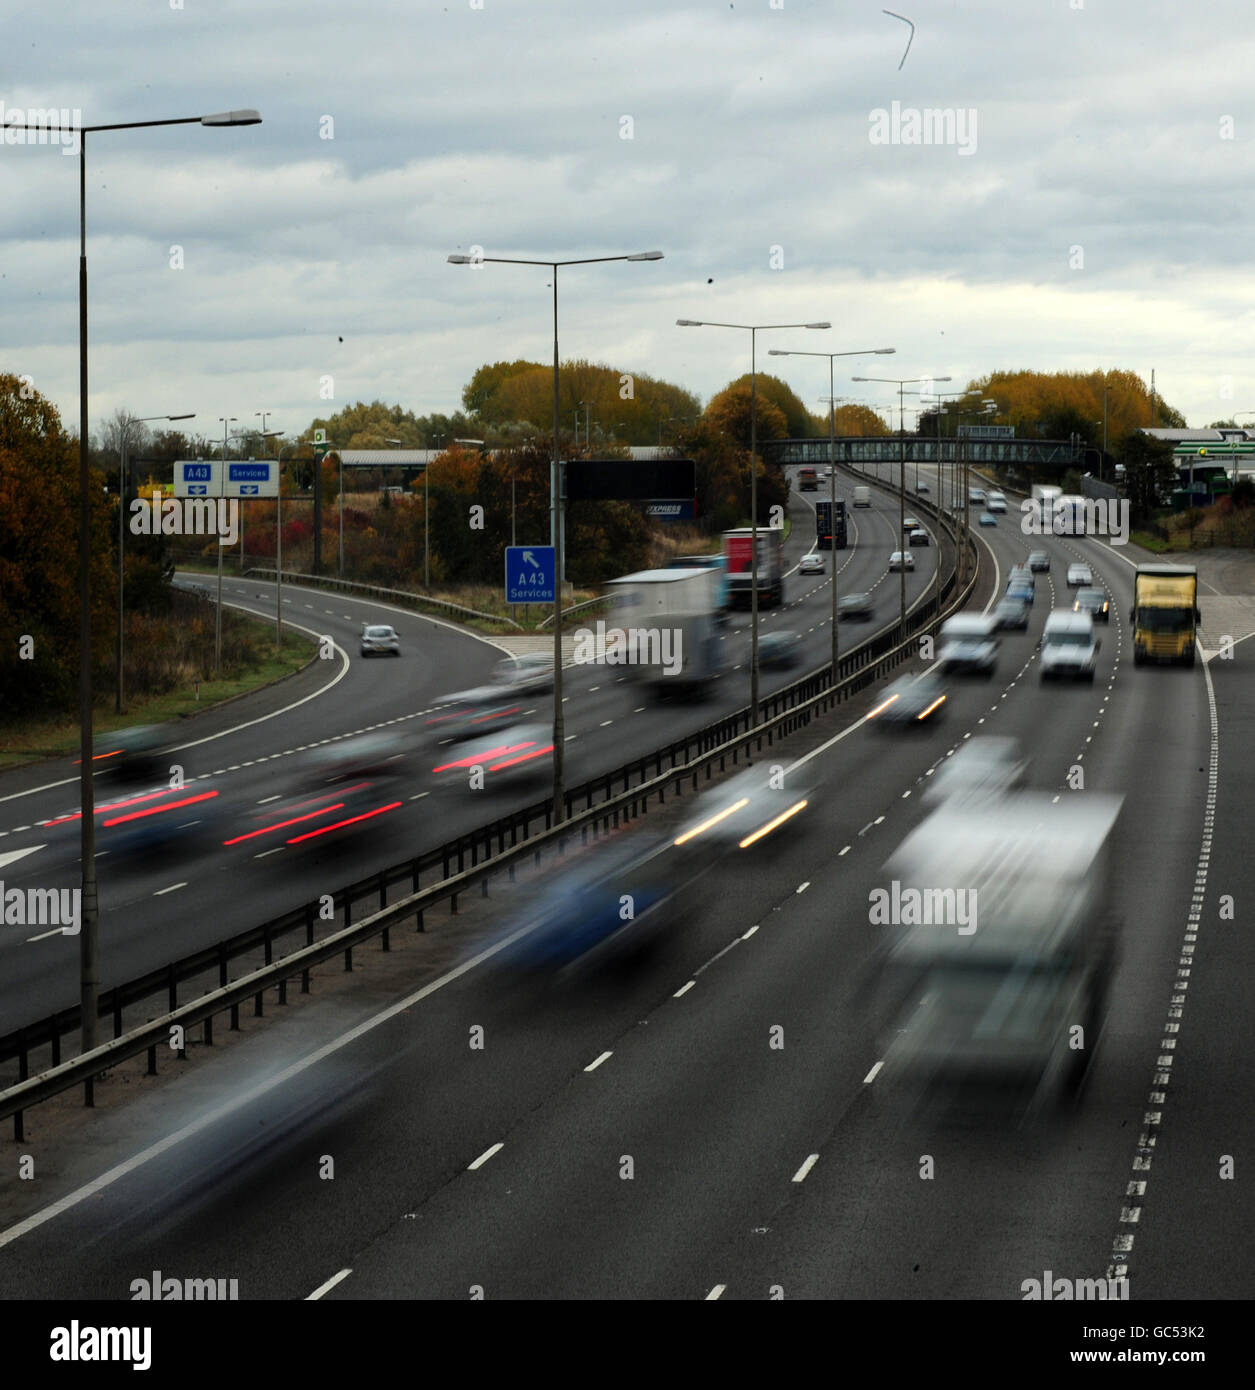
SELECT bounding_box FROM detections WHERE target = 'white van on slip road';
[853,485,871,508]
[1040,610,1099,682]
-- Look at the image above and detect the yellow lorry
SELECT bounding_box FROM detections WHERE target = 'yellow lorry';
[1131,564,1199,666]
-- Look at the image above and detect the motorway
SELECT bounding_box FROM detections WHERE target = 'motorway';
[1,465,1248,1302]
[0,477,941,1034]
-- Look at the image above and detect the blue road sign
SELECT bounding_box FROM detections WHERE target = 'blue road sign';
[506,546,556,604]
[184,464,212,481]
[228,463,270,481]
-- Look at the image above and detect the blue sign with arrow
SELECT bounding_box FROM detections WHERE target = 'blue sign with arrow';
[506,546,555,604]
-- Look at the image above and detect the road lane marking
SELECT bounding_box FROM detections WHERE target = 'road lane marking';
[584,1051,613,1073]
[792,1154,820,1183]
[26,928,65,943]
[468,1142,503,1171]
[154,882,187,896]
[307,1269,352,1301]
[706,1285,726,1300]
[674,980,696,998]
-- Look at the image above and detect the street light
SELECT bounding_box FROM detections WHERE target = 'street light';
[449,248,664,822]
[679,318,831,725]
[423,433,445,591]
[214,417,237,675]
[768,347,895,681]
[9,106,260,1060]
[116,411,194,713]
[853,375,951,630]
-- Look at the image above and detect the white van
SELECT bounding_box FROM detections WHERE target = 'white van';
[938,613,998,676]
[1040,611,1098,682]
[853,485,871,508]
[986,490,1007,513]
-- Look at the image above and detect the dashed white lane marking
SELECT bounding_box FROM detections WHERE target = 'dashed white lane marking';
[796,881,810,894]
[673,980,696,998]
[409,792,428,801]
[1107,653,1219,1284]
[584,1051,613,1073]
[792,1153,820,1183]
[863,1060,884,1084]
[600,721,613,728]
[706,1285,727,1300]
[257,795,281,805]
[307,1269,352,1301]
[254,848,285,859]
[633,706,646,713]
[154,882,186,896]
[26,927,64,944]
[468,1142,504,1171]
[741,924,759,940]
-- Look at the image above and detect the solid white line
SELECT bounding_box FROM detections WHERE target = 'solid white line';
[306,1268,352,1301]
[863,1060,884,1084]
[584,1051,613,1073]
[154,882,187,896]
[673,980,696,998]
[792,1153,820,1183]
[0,913,553,1253]
[468,1142,503,1171]
[706,1285,726,1300]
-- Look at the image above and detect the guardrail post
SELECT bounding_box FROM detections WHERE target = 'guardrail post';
[51,1025,61,1068]
[382,924,391,951]
[230,1002,240,1031]
[279,977,288,1004]
[219,943,228,990]
[254,989,265,1016]
[113,992,123,1039]
[344,946,353,972]
[306,901,315,949]
[264,919,273,967]
[168,965,177,1016]
[146,1045,157,1075]
[379,872,387,912]
[204,1015,213,1047]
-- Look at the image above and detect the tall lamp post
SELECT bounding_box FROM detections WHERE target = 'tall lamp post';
[214,416,237,674]
[449,247,664,822]
[423,433,445,591]
[116,410,195,713]
[678,318,831,725]
[853,375,951,630]
[10,106,261,1059]
[768,347,895,680]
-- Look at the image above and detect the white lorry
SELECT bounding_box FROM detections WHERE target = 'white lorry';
[853,485,872,508]
[603,566,725,696]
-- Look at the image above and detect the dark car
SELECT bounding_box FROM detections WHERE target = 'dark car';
[867,672,948,728]
[1073,587,1110,623]
[1028,551,1050,573]
[1005,580,1035,606]
[759,630,803,669]
[993,595,1031,630]
[839,591,875,620]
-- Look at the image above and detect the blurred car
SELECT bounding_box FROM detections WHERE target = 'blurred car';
[992,594,1031,630]
[1028,550,1050,572]
[361,623,400,657]
[429,721,554,793]
[425,684,534,743]
[839,591,875,620]
[903,516,922,533]
[758,630,803,669]
[909,527,929,547]
[799,552,825,575]
[482,832,711,977]
[938,613,998,676]
[986,491,1008,513]
[969,488,987,505]
[1008,563,1034,587]
[867,672,948,728]
[978,512,997,527]
[1005,580,1035,606]
[1066,562,1094,588]
[93,724,181,785]
[1073,587,1110,623]
[1040,611,1098,681]
[923,735,1029,807]
[915,482,930,495]
[889,550,914,572]
[673,766,811,855]
[491,652,555,694]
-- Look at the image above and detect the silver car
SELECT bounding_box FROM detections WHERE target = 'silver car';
[799,552,825,575]
[492,652,554,694]
[360,623,400,657]
[889,550,915,571]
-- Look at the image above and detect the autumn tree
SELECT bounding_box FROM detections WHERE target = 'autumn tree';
[705,384,788,451]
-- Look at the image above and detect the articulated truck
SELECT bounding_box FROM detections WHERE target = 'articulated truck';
[815,498,848,550]
[603,566,724,696]
[722,527,785,608]
[1131,564,1199,666]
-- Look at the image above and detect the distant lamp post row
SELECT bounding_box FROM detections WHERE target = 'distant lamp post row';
[676,319,832,726]
[448,248,664,822]
[116,412,195,713]
[852,374,951,630]
[768,348,895,681]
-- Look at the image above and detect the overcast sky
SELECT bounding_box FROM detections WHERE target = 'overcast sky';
[5,0,1254,441]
